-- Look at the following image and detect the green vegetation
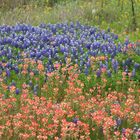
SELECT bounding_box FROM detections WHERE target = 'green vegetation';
[0,0,140,41]
[0,1,140,139]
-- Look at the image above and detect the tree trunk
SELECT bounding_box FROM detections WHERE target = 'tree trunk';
[121,0,124,11]
[101,0,104,9]
[130,0,137,31]
[118,0,120,6]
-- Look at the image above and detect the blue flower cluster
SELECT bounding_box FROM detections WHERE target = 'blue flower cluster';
[0,23,139,76]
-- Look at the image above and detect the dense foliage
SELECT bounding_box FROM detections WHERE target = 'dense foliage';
[0,0,140,32]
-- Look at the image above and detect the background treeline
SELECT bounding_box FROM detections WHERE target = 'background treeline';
[0,0,73,8]
[0,0,140,33]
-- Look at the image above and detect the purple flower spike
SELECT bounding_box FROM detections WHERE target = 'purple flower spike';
[6,69,10,77]
[73,118,78,124]
[96,69,101,78]
[15,89,20,95]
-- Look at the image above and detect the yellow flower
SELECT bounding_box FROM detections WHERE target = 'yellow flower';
[2,72,6,77]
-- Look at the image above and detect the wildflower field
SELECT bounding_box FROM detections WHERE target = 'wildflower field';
[0,22,139,140]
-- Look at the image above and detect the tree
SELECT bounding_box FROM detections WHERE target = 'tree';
[130,0,137,31]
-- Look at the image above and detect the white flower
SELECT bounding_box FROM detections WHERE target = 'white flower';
[92,9,96,14]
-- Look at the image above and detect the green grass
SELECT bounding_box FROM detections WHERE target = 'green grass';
[0,0,140,42]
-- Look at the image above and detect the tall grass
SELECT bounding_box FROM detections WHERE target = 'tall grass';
[0,0,140,40]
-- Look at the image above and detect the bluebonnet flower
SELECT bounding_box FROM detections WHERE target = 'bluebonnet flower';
[134,63,140,69]
[125,38,129,46]
[11,81,16,86]
[7,86,10,91]
[0,70,2,75]
[14,67,19,74]
[132,68,136,77]
[15,89,20,95]
[72,118,78,124]
[29,80,33,87]
[33,84,39,93]
[39,23,46,28]
[86,60,90,68]
[112,59,119,73]
[114,34,118,40]
[0,23,136,77]
[107,70,111,77]
[34,92,38,95]
[125,58,132,65]
[6,69,10,77]
[96,69,101,78]
[115,117,122,127]
[84,67,89,75]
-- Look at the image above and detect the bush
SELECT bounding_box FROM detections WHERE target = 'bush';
[0,0,74,10]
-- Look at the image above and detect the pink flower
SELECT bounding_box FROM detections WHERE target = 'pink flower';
[54,63,61,69]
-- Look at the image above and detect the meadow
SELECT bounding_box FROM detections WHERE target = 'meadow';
[0,0,140,140]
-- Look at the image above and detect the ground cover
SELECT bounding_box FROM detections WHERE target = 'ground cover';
[0,23,140,139]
